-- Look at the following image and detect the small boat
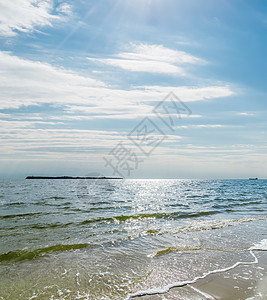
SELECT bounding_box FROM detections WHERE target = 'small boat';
[249,178,258,180]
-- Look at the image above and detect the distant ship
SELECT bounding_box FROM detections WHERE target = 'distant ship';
[249,178,258,180]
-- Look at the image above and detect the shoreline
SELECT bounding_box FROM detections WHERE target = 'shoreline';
[191,251,267,300]
[127,251,267,299]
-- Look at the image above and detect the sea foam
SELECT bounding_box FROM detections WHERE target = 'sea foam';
[249,239,267,251]
[125,239,267,299]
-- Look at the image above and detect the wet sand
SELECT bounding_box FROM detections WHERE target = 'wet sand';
[190,251,267,300]
[132,251,267,299]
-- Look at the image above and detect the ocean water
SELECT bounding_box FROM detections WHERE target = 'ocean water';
[0,179,266,299]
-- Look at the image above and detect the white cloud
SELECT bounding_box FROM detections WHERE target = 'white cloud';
[121,43,202,64]
[237,112,255,116]
[0,0,69,37]
[0,119,63,129]
[89,57,185,75]
[56,3,72,15]
[0,126,124,157]
[0,51,104,109]
[88,43,204,75]
[138,85,234,102]
[176,124,226,129]
[0,51,234,120]
[193,124,225,128]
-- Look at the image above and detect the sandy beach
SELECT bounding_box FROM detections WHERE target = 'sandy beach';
[131,252,267,299]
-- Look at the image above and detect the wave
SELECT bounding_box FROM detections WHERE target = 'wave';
[178,216,267,233]
[212,200,262,209]
[30,222,73,230]
[48,196,66,200]
[125,238,267,299]
[150,245,250,258]
[81,213,171,225]
[176,211,219,218]
[139,217,267,238]
[0,243,89,262]
[4,202,26,206]
[228,201,262,206]
[115,213,171,222]
[81,211,220,225]
[150,246,203,257]
[0,212,46,219]
[249,239,267,250]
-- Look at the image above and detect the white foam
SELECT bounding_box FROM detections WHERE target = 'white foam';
[179,217,267,233]
[249,239,267,251]
[125,243,264,299]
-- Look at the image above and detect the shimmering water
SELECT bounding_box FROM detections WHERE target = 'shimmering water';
[0,179,266,299]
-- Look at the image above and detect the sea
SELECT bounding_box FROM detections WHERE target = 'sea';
[0,179,266,299]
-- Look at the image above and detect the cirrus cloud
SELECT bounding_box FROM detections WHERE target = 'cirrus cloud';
[0,51,234,118]
[88,43,205,76]
[0,0,69,37]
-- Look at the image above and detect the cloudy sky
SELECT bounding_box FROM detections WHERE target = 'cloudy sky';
[0,0,266,179]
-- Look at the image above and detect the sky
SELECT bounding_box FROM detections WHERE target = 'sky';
[0,0,266,179]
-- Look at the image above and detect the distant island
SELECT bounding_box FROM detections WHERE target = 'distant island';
[25,176,123,180]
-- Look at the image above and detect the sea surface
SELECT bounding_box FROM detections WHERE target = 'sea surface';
[0,179,266,299]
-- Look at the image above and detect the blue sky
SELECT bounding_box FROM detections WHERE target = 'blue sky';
[0,0,266,179]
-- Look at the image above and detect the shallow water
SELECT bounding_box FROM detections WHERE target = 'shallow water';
[0,179,266,299]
